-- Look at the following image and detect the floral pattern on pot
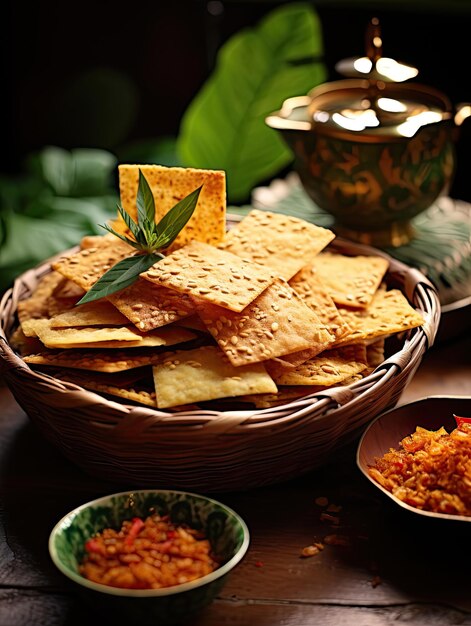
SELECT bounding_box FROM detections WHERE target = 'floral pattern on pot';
[286,124,455,232]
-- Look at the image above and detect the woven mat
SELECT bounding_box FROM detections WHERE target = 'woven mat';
[230,173,471,306]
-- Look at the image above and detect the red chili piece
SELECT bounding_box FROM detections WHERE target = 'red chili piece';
[85,538,106,555]
[125,517,145,546]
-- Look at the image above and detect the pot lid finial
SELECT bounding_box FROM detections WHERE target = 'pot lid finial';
[335,17,419,83]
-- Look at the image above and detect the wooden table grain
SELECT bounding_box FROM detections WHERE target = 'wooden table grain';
[0,332,470,626]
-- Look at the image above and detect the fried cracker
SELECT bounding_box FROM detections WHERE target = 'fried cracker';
[118,164,226,248]
[23,347,165,372]
[52,238,134,290]
[267,344,368,386]
[312,252,389,308]
[152,345,277,408]
[289,265,351,341]
[174,314,210,333]
[334,289,424,346]
[47,278,87,317]
[52,278,86,299]
[107,278,194,332]
[142,240,275,312]
[17,272,64,324]
[219,210,334,280]
[54,368,157,407]
[22,319,145,346]
[193,278,335,366]
[79,234,117,249]
[21,319,195,349]
[50,300,129,328]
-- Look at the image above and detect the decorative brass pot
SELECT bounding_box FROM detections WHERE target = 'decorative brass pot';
[266,20,469,246]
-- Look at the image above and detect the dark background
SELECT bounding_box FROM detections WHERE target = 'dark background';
[3,0,471,202]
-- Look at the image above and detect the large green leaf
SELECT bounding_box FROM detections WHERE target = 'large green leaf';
[177,2,326,202]
[0,212,90,289]
[0,146,118,291]
[33,146,117,197]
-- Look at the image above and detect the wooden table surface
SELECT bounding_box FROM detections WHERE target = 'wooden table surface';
[0,331,470,626]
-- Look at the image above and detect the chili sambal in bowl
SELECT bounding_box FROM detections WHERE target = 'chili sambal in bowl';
[49,489,250,624]
[357,395,471,522]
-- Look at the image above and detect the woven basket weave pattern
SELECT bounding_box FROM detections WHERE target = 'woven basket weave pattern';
[0,240,440,492]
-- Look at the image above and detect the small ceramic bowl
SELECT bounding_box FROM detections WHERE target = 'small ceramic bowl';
[357,395,471,522]
[49,490,250,624]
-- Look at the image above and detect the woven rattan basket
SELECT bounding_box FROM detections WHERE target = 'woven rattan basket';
[0,238,440,492]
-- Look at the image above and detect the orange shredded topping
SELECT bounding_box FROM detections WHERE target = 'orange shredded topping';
[368,422,471,516]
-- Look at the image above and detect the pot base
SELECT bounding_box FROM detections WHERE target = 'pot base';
[334,220,416,248]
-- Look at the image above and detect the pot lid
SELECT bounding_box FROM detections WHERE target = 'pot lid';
[307,18,452,139]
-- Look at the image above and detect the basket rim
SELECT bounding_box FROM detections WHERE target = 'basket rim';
[0,238,441,425]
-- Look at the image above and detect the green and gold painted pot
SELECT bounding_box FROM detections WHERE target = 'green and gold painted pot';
[266,81,466,247]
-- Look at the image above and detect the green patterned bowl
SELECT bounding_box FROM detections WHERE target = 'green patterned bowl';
[49,490,250,625]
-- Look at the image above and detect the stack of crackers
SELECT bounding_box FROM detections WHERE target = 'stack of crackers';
[11,165,425,411]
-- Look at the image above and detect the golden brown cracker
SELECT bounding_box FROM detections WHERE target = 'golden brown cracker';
[54,368,157,407]
[17,272,64,324]
[267,344,368,386]
[21,319,195,349]
[107,278,194,332]
[193,278,335,367]
[131,326,196,348]
[142,240,276,312]
[312,252,389,308]
[174,314,211,333]
[118,164,226,248]
[47,278,86,317]
[52,278,86,299]
[219,209,334,280]
[289,266,351,341]
[22,319,145,347]
[52,238,133,291]
[50,300,129,328]
[335,289,424,346]
[24,347,163,373]
[152,345,277,408]
[79,234,117,249]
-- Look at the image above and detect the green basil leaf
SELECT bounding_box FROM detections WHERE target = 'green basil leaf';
[77,253,163,305]
[117,204,145,245]
[177,2,326,202]
[100,223,143,251]
[136,169,155,228]
[141,217,157,248]
[154,186,202,249]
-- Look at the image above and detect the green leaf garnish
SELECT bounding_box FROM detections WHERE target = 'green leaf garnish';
[77,253,163,305]
[77,169,202,304]
[153,185,203,249]
[100,222,144,251]
[136,169,156,228]
[116,204,143,243]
